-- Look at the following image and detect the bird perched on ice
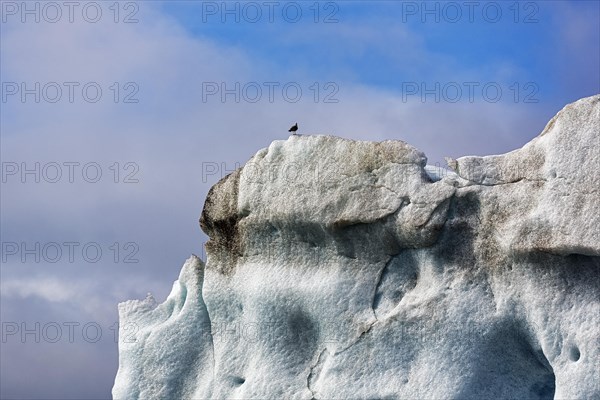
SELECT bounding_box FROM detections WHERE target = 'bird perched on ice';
[288,123,298,135]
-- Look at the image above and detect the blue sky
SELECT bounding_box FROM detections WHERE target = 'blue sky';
[1,1,599,399]
[158,0,598,102]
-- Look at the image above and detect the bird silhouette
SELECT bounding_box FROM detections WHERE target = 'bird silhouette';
[288,123,298,135]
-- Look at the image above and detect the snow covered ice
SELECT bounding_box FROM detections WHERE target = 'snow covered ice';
[113,95,600,399]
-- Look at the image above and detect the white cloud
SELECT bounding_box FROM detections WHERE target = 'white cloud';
[1,276,79,303]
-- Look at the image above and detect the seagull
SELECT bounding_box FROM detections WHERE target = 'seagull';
[288,123,298,135]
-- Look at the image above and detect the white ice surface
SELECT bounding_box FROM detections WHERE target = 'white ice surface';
[113,95,600,399]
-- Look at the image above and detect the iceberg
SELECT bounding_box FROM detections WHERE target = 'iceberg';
[113,95,600,399]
